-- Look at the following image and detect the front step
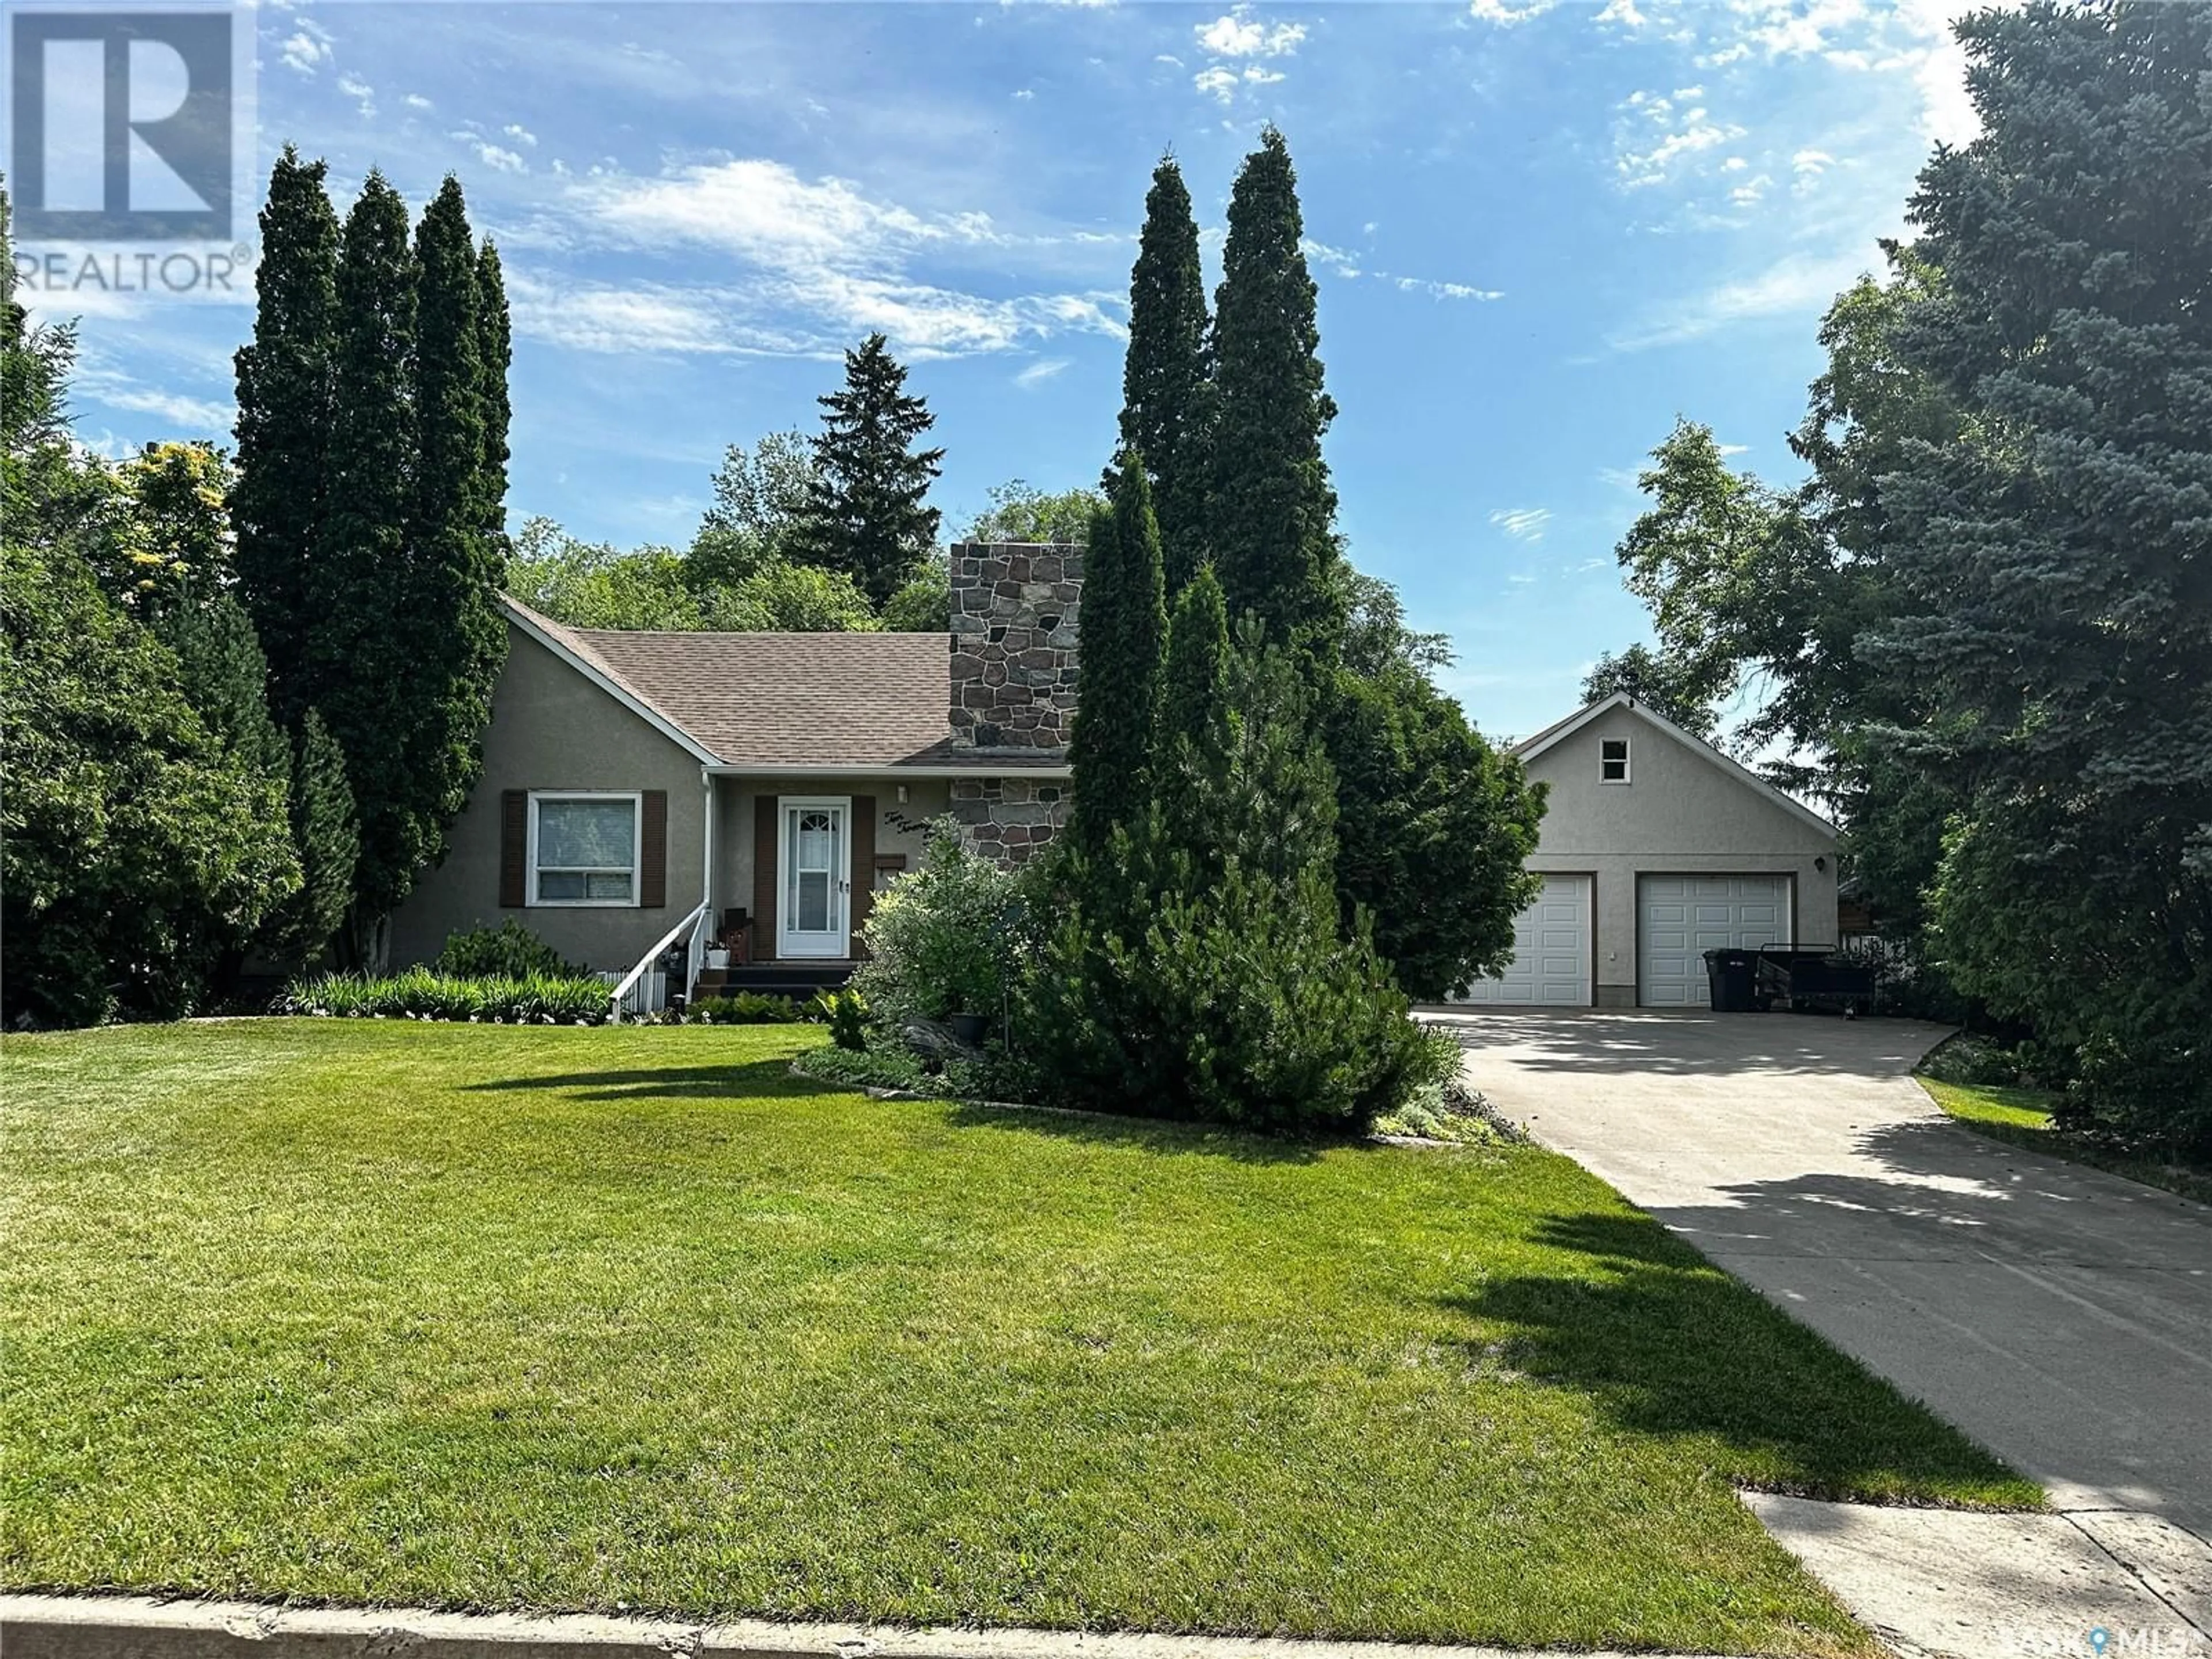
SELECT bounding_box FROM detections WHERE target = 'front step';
[691,962,855,1001]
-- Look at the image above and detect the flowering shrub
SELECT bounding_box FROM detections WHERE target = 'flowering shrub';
[852,820,1028,1025]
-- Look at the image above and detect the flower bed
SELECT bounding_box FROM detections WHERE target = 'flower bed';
[279,967,613,1025]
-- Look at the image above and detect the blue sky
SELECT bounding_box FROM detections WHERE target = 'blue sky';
[35,0,1976,740]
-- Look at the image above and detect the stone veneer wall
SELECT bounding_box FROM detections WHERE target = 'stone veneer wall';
[947,542,1081,864]
[949,777,1069,865]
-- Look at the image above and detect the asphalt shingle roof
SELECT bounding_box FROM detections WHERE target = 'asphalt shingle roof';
[504,596,1061,770]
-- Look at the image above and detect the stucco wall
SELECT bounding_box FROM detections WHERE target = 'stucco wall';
[1522,704,1838,1001]
[714,778,950,921]
[388,623,708,974]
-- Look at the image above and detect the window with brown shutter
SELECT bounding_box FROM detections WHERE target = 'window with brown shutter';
[499,791,528,907]
[849,795,876,957]
[753,795,777,961]
[639,790,668,908]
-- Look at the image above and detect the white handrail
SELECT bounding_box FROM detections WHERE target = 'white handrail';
[609,902,709,1023]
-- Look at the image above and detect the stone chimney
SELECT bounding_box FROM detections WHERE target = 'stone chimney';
[946,541,1082,861]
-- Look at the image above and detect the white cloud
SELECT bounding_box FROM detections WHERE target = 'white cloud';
[1616,90,1749,190]
[1594,0,1646,26]
[1792,147,1835,176]
[1729,173,1774,206]
[403,92,433,111]
[1607,249,1872,352]
[1194,65,1240,104]
[505,123,539,147]
[1468,0,1559,23]
[558,161,1129,361]
[1013,88,1036,101]
[1195,9,1306,57]
[278,21,332,75]
[1013,357,1069,388]
[1489,506,1551,541]
[97,385,234,430]
[337,75,374,117]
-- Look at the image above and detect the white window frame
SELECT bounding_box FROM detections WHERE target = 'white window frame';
[1600,736,1632,785]
[527,790,642,908]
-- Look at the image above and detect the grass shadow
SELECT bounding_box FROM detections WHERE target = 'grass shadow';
[461,1058,818,1103]
[1441,1207,2039,1507]
[939,1096,1328,1165]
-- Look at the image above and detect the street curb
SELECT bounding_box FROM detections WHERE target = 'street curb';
[0,1596,1740,1659]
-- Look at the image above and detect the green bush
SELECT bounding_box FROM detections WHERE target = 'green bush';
[686,991,806,1024]
[852,820,1027,1025]
[813,987,870,1051]
[279,967,611,1025]
[433,919,582,979]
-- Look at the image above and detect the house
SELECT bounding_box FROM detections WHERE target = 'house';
[392,544,1836,1013]
[1449,693,1840,1009]
[387,544,1080,997]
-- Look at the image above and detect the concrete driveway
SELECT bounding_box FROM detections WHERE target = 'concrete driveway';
[1438,1009,2212,1531]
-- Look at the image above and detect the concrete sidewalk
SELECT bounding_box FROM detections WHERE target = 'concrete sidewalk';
[1440,1009,2212,1657]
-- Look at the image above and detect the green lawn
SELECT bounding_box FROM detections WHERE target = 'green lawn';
[2,1022,2037,1655]
[1920,1077,2212,1206]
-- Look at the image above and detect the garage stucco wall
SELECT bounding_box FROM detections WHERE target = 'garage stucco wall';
[388,623,708,974]
[1521,704,1838,1006]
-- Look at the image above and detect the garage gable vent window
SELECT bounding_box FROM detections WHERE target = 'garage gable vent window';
[530,793,640,905]
[1600,737,1631,784]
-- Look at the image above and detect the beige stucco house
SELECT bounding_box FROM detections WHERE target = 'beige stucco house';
[388,544,1076,1001]
[392,544,1837,1013]
[1450,693,1840,1010]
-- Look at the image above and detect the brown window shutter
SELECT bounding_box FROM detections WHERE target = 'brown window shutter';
[499,791,528,907]
[849,795,876,960]
[639,790,668,908]
[753,795,777,961]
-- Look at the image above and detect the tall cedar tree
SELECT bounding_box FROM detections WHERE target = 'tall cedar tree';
[1158,562,1229,763]
[312,170,419,945]
[261,709,360,972]
[231,146,338,726]
[1066,452,1168,858]
[1118,157,1213,592]
[1866,1,2212,1145]
[407,176,508,880]
[1207,128,1342,668]
[476,239,513,567]
[790,333,944,608]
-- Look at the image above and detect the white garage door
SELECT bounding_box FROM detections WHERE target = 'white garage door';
[1454,874,1590,1006]
[1638,875,1791,1007]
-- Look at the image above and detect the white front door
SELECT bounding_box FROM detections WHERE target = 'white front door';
[1637,875,1791,1006]
[1453,874,1592,1006]
[778,798,849,959]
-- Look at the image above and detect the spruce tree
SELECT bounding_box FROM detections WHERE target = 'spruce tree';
[312,169,418,952]
[789,333,944,607]
[1119,156,1213,592]
[1866,0,2212,1147]
[408,176,507,864]
[1207,127,1341,667]
[1066,451,1166,858]
[231,146,338,726]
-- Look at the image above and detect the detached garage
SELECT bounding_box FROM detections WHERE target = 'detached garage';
[1450,694,1838,1010]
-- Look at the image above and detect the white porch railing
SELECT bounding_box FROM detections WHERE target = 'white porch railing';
[608,902,710,1023]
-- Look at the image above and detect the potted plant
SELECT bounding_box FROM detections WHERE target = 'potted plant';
[705,945,730,971]
[948,1009,988,1046]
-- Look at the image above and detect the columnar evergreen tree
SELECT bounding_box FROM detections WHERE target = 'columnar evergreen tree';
[1118,156,1213,592]
[1866,0,2212,1146]
[789,332,944,608]
[1065,451,1167,857]
[408,176,507,876]
[231,146,338,725]
[1207,128,1342,667]
[312,169,419,953]
[475,238,513,570]
[1157,562,1229,764]
[261,709,360,972]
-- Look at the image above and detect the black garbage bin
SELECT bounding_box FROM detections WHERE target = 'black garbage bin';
[1703,948,1760,1012]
